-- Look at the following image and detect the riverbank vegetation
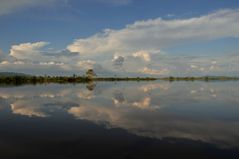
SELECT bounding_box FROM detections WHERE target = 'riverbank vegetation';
[160,76,239,82]
[0,70,238,85]
[0,75,157,85]
[0,70,157,85]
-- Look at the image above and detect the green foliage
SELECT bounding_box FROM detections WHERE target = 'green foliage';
[86,69,96,79]
[0,72,238,86]
[160,76,239,82]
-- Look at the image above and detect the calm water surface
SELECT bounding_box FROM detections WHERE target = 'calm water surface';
[0,81,239,159]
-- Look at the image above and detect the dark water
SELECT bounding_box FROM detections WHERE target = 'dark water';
[0,81,239,159]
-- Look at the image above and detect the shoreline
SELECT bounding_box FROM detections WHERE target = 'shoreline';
[0,75,239,85]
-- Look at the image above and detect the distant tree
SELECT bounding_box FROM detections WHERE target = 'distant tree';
[86,69,96,79]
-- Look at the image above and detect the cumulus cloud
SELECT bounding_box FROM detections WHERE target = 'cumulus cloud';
[8,42,70,66]
[112,55,124,69]
[77,60,96,70]
[140,67,169,75]
[1,41,113,75]
[10,41,49,61]
[0,0,59,15]
[3,41,239,76]
[67,9,239,57]
[2,9,239,76]
[65,9,239,76]
[132,50,151,62]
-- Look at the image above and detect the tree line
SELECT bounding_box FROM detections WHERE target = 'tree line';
[0,69,157,85]
[1,69,238,85]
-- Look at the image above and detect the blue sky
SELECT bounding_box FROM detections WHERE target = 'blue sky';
[0,0,239,76]
[1,0,239,52]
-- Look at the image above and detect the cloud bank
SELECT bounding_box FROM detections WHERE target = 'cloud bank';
[67,9,239,56]
[1,9,239,76]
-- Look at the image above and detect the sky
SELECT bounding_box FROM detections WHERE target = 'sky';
[0,0,239,76]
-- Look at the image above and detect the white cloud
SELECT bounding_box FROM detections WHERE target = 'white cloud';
[1,41,111,75]
[2,9,239,76]
[10,41,49,61]
[67,9,239,58]
[132,50,151,62]
[0,0,59,15]
[190,64,198,69]
[76,60,96,70]
[140,67,169,75]
[65,9,239,76]
[8,41,77,67]
[2,41,239,76]
[112,55,124,69]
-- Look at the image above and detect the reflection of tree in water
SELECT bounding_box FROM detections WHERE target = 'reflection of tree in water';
[86,82,96,91]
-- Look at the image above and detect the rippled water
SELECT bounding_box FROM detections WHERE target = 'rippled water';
[0,81,239,158]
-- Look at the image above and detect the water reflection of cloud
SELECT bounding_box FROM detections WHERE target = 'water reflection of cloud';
[0,82,239,148]
[132,97,151,109]
[77,90,95,100]
[112,90,126,105]
[112,88,160,110]
[67,103,239,149]
[40,93,56,98]
[139,83,170,93]
[68,104,121,125]
[11,101,48,117]
[112,93,159,110]
[190,84,217,98]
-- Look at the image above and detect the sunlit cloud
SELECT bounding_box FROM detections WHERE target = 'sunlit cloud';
[10,41,49,61]
[76,60,96,70]
[132,50,151,62]
[140,67,169,75]
[112,55,124,70]
[67,9,239,56]
[1,9,239,76]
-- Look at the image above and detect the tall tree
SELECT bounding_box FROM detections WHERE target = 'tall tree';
[86,69,96,79]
